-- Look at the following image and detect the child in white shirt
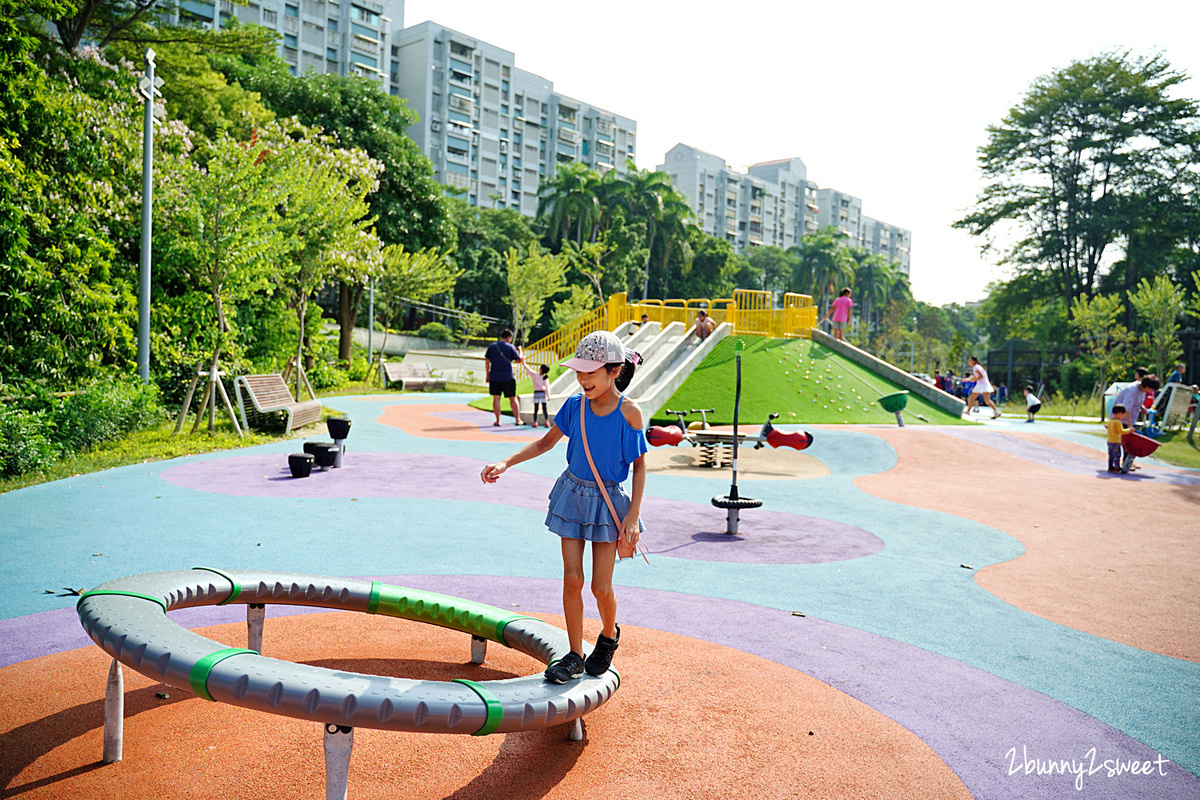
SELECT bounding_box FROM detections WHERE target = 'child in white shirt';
[1023,385,1041,423]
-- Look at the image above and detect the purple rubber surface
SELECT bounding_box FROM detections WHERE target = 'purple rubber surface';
[160,452,882,564]
[5,576,1194,800]
[940,429,1200,485]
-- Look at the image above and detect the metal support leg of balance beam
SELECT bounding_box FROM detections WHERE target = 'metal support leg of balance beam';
[103,658,124,763]
[324,724,354,800]
[471,634,487,664]
[247,603,266,654]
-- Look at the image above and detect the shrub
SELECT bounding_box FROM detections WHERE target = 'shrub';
[0,408,60,476]
[416,322,454,342]
[51,382,164,453]
[346,355,370,382]
[307,358,348,390]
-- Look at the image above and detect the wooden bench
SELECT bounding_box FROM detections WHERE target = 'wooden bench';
[381,361,446,391]
[234,374,323,434]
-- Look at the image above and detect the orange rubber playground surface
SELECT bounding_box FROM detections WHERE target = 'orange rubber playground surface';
[1,394,1197,799]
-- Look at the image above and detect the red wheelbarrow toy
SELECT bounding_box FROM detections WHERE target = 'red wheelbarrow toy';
[1120,431,1160,473]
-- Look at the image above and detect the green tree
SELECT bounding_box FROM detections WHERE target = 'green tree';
[504,245,567,345]
[449,199,539,323]
[1068,293,1134,395]
[154,126,293,387]
[789,227,853,313]
[955,52,1200,313]
[214,53,452,360]
[109,39,274,140]
[271,123,382,399]
[0,24,142,385]
[550,285,598,330]
[31,1,277,54]
[368,246,458,377]
[848,249,892,332]
[537,161,601,247]
[744,246,796,295]
[623,162,693,299]
[1128,275,1186,379]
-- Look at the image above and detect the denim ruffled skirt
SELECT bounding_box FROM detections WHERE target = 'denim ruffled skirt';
[545,469,645,542]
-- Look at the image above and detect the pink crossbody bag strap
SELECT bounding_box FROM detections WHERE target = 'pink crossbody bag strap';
[579,395,647,563]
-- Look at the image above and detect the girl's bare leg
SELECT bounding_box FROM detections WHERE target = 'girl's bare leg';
[984,393,1000,415]
[590,541,619,638]
[560,538,587,655]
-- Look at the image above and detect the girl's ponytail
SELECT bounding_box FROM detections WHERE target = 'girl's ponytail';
[610,350,642,393]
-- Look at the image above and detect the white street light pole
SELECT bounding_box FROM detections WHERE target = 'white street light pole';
[137,50,164,383]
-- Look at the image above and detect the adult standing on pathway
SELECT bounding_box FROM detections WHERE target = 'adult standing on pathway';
[485,330,523,426]
[963,355,1001,419]
[822,288,854,342]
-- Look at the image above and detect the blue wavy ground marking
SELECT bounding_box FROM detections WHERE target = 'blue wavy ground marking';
[1,394,1197,798]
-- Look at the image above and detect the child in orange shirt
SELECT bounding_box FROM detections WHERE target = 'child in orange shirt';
[1106,404,1131,473]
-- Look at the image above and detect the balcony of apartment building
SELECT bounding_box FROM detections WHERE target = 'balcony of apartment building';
[448,68,472,89]
[596,118,615,138]
[350,36,377,56]
[449,40,473,59]
[443,171,472,191]
[557,105,578,124]
[558,128,581,145]
[445,148,471,168]
[447,94,474,115]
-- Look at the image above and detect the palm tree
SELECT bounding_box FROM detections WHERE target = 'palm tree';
[536,162,600,248]
[622,161,695,299]
[653,192,696,298]
[849,249,892,333]
[788,227,851,312]
[589,166,631,243]
[622,162,673,299]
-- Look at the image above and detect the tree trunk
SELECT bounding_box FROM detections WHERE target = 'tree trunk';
[337,281,364,362]
[295,299,307,401]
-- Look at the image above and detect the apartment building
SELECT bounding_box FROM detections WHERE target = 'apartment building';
[388,21,637,212]
[177,0,394,83]
[658,144,910,274]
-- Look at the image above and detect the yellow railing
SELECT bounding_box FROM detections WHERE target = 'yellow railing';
[782,292,819,338]
[522,289,817,364]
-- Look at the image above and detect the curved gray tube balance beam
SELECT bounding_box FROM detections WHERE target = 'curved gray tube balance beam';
[77,569,619,735]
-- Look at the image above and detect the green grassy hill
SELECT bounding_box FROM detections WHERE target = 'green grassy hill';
[653,336,968,426]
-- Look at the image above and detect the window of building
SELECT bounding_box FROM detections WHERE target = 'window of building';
[263,8,277,23]
[285,4,298,16]
[350,4,379,25]
[327,47,338,62]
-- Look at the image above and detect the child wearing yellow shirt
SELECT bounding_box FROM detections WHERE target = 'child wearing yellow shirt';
[1106,404,1131,473]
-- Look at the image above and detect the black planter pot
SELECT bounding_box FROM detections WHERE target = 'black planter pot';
[288,453,315,478]
[311,442,339,469]
[327,417,352,440]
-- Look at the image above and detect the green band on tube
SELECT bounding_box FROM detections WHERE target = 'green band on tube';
[189,648,257,701]
[452,679,503,736]
[192,567,242,605]
[366,583,535,644]
[76,590,168,613]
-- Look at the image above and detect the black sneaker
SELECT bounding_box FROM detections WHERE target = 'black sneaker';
[544,651,584,684]
[584,625,620,676]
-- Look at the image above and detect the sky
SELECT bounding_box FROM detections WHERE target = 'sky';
[400,0,1200,306]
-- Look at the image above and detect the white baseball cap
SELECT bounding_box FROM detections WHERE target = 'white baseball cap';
[562,330,625,372]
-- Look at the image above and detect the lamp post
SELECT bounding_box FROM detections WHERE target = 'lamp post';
[136,50,164,383]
